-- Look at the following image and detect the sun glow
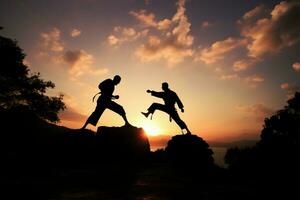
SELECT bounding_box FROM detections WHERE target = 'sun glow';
[142,121,160,136]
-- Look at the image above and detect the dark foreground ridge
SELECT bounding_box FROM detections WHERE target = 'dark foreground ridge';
[0,107,151,169]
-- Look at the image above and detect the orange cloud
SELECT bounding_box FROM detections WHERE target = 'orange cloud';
[198,2,299,72]
[62,50,108,78]
[239,1,300,58]
[40,27,64,52]
[70,28,81,37]
[107,26,149,46]
[240,4,266,21]
[220,74,240,81]
[106,0,194,66]
[292,62,300,71]
[245,74,264,88]
[233,58,258,71]
[107,35,119,46]
[134,35,194,66]
[280,82,300,98]
[133,0,194,66]
[236,103,274,121]
[130,10,158,28]
[195,37,245,64]
[201,21,213,28]
[39,28,108,81]
[280,82,289,89]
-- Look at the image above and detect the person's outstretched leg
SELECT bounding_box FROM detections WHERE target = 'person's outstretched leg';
[108,101,131,126]
[171,111,191,135]
[81,119,89,129]
[81,102,106,129]
[122,114,131,126]
[185,127,191,135]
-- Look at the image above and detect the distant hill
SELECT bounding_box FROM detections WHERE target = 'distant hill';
[208,139,258,148]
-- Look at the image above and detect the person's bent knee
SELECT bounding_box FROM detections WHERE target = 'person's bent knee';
[148,103,161,112]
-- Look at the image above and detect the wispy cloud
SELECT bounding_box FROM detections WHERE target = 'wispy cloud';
[239,4,267,22]
[292,62,300,71]
[280,82,300,98]
[39,27,108,80]
[130,10,172,30]
[195,37,245,64]
[198,1,300,73]
[107,26,149,46]
[245,74,264,88]
[239,1,300,58]
[201,21,213,29]
[280,82,289,90]
[233,58,258,72]
[134,0,194,66]
[70,28,81,38]
[40,27,64,52]
[236,103,274,121]
[220,74,240,81]
[107,0,193,66]
[62,50,108,78]
[106,0,299,73]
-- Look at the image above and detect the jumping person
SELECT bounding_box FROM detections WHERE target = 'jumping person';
[81,75,130,129]
[141,82,191,135]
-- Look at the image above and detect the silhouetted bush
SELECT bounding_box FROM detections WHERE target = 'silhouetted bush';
[165,134,214,168]
[150,148,167,163]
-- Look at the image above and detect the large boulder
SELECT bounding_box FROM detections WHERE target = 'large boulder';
[165,134,214,168]
[95,126,150,162]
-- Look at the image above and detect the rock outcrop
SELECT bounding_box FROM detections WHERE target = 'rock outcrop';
[165,134,214,168]
[95,126,150,162]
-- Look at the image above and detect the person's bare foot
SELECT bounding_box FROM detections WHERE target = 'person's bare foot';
[123,122,132,127]
[141,112,150,118]
[186,130,192,135]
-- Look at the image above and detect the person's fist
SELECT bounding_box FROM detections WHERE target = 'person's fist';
[114,95,119,99]
[146,90,151,93]
[181,108,184,113]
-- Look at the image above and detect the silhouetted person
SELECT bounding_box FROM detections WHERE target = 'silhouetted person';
[81,75,130,129]
[142,82,191,134]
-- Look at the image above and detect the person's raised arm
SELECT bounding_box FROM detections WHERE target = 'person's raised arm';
[146,90,163,98]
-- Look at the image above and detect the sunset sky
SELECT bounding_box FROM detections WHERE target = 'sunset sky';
[1,0,299,145]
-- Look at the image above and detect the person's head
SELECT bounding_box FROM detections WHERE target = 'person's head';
[113,75,121,85]
[162,82,169,91]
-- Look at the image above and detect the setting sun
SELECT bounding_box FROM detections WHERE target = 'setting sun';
[142,121,160,136]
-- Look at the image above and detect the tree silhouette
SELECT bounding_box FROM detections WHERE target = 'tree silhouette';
[0,31,65,122]
[260,92,299,148]
[225,92,299,197]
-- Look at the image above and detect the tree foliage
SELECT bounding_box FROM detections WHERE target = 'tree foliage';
[0,33,65,122]
[225,92,300,175]
[260,92,300,148]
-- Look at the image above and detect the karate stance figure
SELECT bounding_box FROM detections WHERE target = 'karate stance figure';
[141,82,191,134]
[81,75,130,129]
